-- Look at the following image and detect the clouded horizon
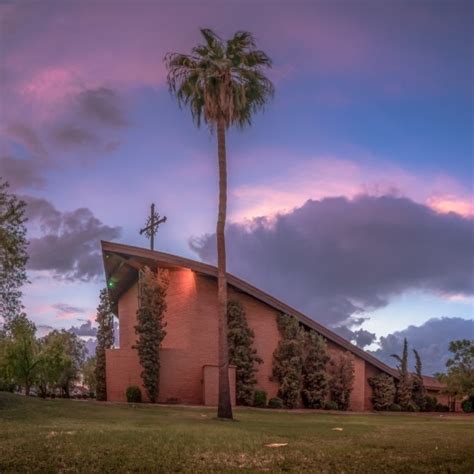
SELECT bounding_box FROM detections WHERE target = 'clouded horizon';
[1,0,472,373]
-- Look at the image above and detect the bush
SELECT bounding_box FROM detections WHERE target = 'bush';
[461,399,472,413]
[424,395,438,412]
[389,403,402,412]
[324,401,339,410]
[126,385,142,403]
[368,373,396,411]
[405,401,420,412]
[253,390,267,408]
[268,397,283,409]
[435,403,449,412]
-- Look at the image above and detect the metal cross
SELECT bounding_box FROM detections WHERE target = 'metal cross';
[139,203,167,251]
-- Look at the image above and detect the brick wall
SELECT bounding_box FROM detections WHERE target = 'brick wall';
[107,266,403,411]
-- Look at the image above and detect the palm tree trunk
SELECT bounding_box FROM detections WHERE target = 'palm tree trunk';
[216,117,233,420]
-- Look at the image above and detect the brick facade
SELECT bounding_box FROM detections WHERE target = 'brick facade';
[103,242,447,410]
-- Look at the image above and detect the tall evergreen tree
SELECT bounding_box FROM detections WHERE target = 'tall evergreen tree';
[0,179,28,325]
[166,29,274,420]
[412,349,426,410]
[95,288,114,401]
[227,299,262,405]
[301,331,329,408]
[391,338,412,409]
[272,313,305,408]
[328,352,355,410]
[134,267,168,403]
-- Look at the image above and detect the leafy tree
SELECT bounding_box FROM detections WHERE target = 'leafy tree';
[368,373,396,411]
[4,314,40,395]
[0,179,28,324]
[411,349,426,411]
[165,29,274,419]
[134,267,169,403]
[95,288,114,401]
[82,357,97,395]
[436,339,474,404]
[272,314,304,408]
[391,338,412,409]
[36,331,71,397]
[301,331,329,408]
[328,352,355,410]
[227,299,262,405]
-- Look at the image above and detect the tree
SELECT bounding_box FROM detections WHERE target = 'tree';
[4,314,40,395]
[165,29,274,419]
[272,314,305,408]
[134,267,168,403]
[412,349,426,411]
[437,339,474,404]
[227,299,262,405]
[328,352,355,410]
[301,331,329,408]
[95,288,114,401]
[0,179,28,324]
[368,373,396,411]
[391,338,412,409]
[82,357,97,395]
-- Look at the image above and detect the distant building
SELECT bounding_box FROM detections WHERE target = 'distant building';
[102,241,449,410]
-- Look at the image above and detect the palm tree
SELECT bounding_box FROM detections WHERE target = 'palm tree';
[165,29,274,419]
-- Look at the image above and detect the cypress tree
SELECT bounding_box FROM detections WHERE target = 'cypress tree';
[272,313,305,408]
[368,373,396,410]
[412,349,426,411]
[328,352,355,410]
[227,299,262,405]
[134,267,168,403]
[95,288,114,401]
[301,331,329,408]
[391,338,412,409]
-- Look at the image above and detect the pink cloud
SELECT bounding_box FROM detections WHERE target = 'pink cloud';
[228,151,473,221]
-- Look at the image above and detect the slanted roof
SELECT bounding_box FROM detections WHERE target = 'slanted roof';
[101,240,442,389]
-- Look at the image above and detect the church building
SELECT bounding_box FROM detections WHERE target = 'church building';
[102,241,447,410]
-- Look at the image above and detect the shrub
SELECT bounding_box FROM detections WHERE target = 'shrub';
[405,400,419,412]
[461,399,472,413]
[324,400,339,410]
[268,397,283,409]
[301,332,329,409]
[253,390,267,408]
[435,403,449,412]
[389,403,402,412]
[126,385,142,403]
[424,395,438,412]
[461,396,474,413]
[368,373,396,411]
[272,314,305,408]
[328,352,355,411]
[227,300,262,405]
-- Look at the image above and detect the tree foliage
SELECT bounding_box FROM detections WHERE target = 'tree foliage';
[227,299,262,405]
[368,373,396,411]
[437,339,474,401]
[328,352,355,410]
[82,357,97,395]
[301,331,329,408]
[3,314,40,395]
[134,267,169,403]
[95,288,114,401]
[0,179,28,324]
[391,338,412,409]
[411,349,426,411]
[272,313,304,408]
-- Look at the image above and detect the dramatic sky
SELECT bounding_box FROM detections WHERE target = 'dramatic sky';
[1,1,472,373]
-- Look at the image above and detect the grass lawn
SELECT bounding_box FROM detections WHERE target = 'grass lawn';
[0,393,473,473]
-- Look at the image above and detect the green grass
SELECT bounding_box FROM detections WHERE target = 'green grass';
[0,393,473,473]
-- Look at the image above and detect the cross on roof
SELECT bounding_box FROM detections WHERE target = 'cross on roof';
[139,203,167,251]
